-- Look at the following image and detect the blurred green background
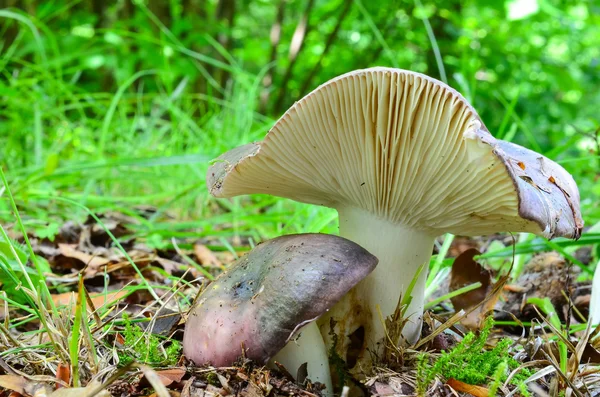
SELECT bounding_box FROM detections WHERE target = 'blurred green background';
[0,0,599,246]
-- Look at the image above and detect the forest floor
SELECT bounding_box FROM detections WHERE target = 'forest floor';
[1,205,599,397]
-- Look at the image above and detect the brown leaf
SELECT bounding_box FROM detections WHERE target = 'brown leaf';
[52,291,126,310]
[447,378,489,397]
[449,249,512,329]
[0,375,52,397]
[450,249,493,329]
[58,244,110,276]
[519,175,551,193]
[154,368,186,386]
[153,257,186,275]
[138,365,171,397]
[0,375,28,394]
[582,343,600,364]
[194,244,221,268]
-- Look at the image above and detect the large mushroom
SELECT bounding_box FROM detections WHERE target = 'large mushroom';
[183,233,378,391]
[206,68,583,375]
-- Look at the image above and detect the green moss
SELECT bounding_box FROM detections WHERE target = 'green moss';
[206,371,220,386]
[416,317,531,396]
[117,314,181,366]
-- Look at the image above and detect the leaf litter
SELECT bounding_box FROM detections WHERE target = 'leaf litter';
[0,211,599,396]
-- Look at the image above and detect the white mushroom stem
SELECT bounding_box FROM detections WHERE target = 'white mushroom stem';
[319,206,435,369]
[271,322,333,394]
[589,258,600,327]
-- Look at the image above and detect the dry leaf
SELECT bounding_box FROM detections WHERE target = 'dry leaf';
[450,249,493,329]
[52,291,126,309]
[447,378,489,397]
[582,343,600,364]
[49,382,110,397]
[58,243,110,276]
[154,368,186,386]
[0,375,28,394]
[138,365,171,397]
[194,244,221,268]
[0,375,52,396]
[154,257,186,275]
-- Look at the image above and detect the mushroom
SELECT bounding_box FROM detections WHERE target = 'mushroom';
[183,233,378,391]
[206,68,583,375]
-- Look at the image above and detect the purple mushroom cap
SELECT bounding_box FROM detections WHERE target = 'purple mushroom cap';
[183,233,378,366]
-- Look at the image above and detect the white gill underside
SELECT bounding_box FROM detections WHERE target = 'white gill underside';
[221,69,539,236]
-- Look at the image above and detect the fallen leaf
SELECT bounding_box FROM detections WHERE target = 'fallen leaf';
[50,381,110,397]
[0,375,28,394]
[139,365,171,397]
[450,249,493,329]
[0,375,52,396]
[194,244,221,268]
[58,243,110,276]
[154,368,186,386]
[447,378,489,397]
[154,257,186,275]
[52,290,127,310]
[582,343,600,364]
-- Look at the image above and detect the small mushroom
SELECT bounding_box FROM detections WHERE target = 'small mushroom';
[205,68,583,375]
[183,233,377,389]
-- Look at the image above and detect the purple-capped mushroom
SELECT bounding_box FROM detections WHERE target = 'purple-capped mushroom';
[205,67,583,376]
[183,233,378,389]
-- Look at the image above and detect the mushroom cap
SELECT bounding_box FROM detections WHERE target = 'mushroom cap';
[183,233,378,366]
[207,68,582,239]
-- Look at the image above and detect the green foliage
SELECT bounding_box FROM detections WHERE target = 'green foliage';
[416,317,532,395]
[0,237,50,304]
[0,0,599,248]
[117,315,181,367]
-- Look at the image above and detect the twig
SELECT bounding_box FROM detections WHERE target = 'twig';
[260,0,287,113]
[273,0,316,113]
[298,0,353,95]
